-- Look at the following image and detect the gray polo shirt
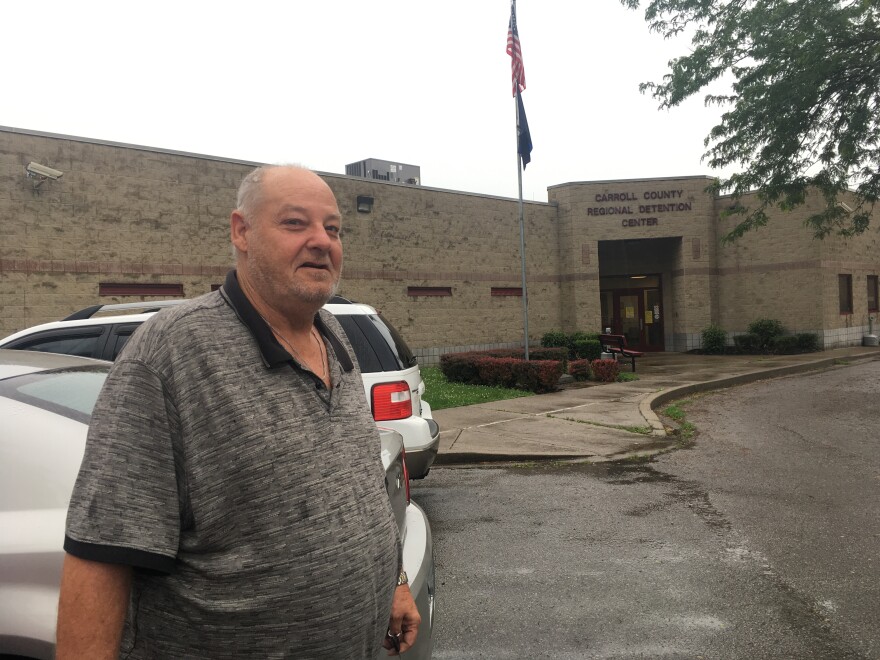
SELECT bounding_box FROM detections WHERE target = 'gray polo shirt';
[65,271,400,659]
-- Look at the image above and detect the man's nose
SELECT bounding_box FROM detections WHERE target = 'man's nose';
[305,225,333,250]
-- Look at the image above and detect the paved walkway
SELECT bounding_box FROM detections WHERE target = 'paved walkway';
[432,346,880,465]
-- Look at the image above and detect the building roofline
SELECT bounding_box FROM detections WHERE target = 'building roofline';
[0,124,267,169]
[319,170,553,206]
[1,125,553,207]
[548,174,716,190]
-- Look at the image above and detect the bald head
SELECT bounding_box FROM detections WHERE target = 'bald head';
[236,165,329,221]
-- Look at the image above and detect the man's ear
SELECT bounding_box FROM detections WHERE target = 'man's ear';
[230,210,249,255]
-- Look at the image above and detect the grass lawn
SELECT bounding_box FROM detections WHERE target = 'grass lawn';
[420,366,534,410]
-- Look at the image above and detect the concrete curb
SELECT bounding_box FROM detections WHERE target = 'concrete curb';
[644,351,880,415]
[433,351,879,467]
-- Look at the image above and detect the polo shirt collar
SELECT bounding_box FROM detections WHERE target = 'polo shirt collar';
[219,269,354,372]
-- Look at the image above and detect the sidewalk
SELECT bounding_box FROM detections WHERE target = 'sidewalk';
[431,346,880,465]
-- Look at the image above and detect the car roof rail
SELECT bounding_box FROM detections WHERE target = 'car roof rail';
[328,295,353,304]
[63,300,187,321]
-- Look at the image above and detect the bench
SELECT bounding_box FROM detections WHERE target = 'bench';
[598,334,644,372]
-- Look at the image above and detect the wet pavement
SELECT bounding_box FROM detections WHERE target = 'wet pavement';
[431,346,880,465]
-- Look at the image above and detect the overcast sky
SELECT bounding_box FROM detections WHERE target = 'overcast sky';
[4,1,733,202]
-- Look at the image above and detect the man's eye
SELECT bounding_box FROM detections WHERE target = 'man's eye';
[282,218,304,227]
[326,225,341,234]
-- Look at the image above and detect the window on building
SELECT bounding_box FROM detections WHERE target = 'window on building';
[838,274,853,314]
[407,286,451,297]
[868,275,879,313]
[491,287,522,297]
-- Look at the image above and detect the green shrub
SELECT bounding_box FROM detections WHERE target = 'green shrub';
[795,332,819,352]
[541,330,568,348]
[573,338,602,361]
[590,358,620,383]
[701,324,727,354]
[569,359,591,381]
[771,335,801,354]
[569,330,590,344]
[541,331,600,359]
[733,333,762,353]
[747,318,786,350]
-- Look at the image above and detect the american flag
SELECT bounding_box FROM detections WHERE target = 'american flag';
[506,0,526,96]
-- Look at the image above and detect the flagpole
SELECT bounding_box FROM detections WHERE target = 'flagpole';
[516,96,530,361]
[509,0,529,360]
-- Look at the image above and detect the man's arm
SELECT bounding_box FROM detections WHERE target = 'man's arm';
[56,554,133,660]
[383,584,421,656]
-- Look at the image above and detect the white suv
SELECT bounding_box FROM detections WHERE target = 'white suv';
[0,297,440,479]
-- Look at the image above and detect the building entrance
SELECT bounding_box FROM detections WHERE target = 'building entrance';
[600,276,664,351]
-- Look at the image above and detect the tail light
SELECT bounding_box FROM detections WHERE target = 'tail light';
[401,446,411,503]
[371,381,412,421]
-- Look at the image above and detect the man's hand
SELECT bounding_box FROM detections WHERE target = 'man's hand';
[383,584,421,655]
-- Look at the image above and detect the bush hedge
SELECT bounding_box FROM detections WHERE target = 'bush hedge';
[590,358,620,383]
[728,326,820,355]
[747,318,786,351]
[701,324,727,354]
[573,338,602,361]
[733,333,762,353]
[515,360,564,393]
[440,351,564,393]
[770,335,801,354]
[569,359,591,381]
[540,330,568,349]
[541,330,601,359]
[795,332,820,352]
[439,352,481,384]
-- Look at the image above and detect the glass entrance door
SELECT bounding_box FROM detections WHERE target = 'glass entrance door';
[618,294,641,346]
[600,283,665,351]
[644,288,663,349]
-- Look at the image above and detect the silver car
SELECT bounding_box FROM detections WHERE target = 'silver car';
[0,349,434,659]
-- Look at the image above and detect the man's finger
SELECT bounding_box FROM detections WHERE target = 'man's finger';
[397,626,419,653]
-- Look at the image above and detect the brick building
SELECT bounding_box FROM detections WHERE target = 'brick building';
[2,126,878,362]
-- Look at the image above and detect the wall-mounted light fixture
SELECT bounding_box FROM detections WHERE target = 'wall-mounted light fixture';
[630,275,647,279]
[356,195,374,213]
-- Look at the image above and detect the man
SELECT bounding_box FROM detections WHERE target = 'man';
[56,165,420,658]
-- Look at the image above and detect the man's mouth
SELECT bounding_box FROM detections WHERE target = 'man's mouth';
[300,262,330,271]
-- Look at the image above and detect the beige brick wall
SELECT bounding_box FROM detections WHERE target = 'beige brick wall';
[816,197,880,345]
[715,190,880,346]
[1,129,561,358]
[321,175,559,351]
[3,127,878,356]
[1,130,244,336]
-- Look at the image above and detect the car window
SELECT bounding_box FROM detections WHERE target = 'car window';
[335,315,390,372]
[371,314,417,368]
[10,328,104,358]
[109,325,140,360]
[334,314,417,373]
[0,366,109,423]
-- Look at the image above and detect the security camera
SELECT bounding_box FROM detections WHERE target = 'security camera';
[26,162,64,180]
